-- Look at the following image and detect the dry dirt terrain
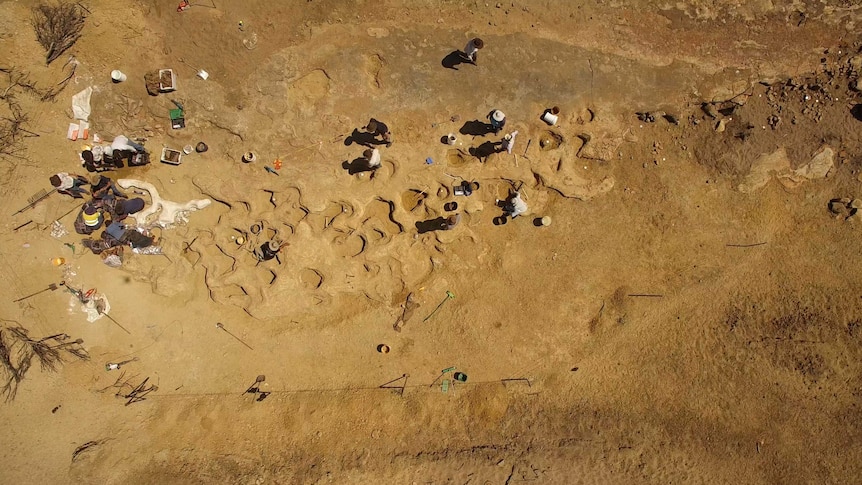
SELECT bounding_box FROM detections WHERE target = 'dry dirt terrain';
[3,0,862,483]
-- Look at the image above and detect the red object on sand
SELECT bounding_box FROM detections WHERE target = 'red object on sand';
[177,1,190,12]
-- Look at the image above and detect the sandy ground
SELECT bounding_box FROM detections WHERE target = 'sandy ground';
[3,0,862,483]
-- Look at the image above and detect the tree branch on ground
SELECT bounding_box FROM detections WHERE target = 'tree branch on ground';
[31,2,86,65]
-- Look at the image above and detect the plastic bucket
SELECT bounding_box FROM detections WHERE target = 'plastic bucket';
[111,70,127,83]
[542,111,559,125]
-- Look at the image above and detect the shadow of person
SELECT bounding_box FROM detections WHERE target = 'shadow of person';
[344,128,379,147]
[415,217,447,234]
[342,157,375,175]
[459,120,494,136]
[442,50,467,70]
[469,140,503,162]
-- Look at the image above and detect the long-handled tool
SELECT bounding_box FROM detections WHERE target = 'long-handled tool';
[13,188,57,215]
[99,310,132,335]
[216,322,254,350]
[423,291,455,322]
[13,281,64,302]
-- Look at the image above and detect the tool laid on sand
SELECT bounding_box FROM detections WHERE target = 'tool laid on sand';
[431,114,461,128]
[13,188,57,215]
[423,291,455,322]
[105,357,139,371]
[216,322,254,350]
[13,281,64,302]
[429,366,456,388]
[264,166,279,176]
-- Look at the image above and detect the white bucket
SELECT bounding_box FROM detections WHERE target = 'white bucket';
[446,133,457,145]
[111,70,127,83]
[541,111,559,125]
[197,70,209,80]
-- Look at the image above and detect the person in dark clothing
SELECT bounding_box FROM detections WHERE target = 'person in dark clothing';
[90,175,126,199]
[81,149,123,172]
[364,118,392,147]
[113,197,146,221]
[487,109,506,134]
[104,221,154,249]
[255,240,288,261]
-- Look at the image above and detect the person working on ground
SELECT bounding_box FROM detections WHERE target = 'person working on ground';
[462,38,484,64]
[49,172,90,198]
[90,175,126,199]
[488,110,506,134]
[75,202,105,235]
[364,118,392,147]
[502,130,519,154]
[112,197,146,221]
[363,148,381,170]
[81,148,122,172]
[503,191,528,219]
[104,221,154,249]
[255,240,289,262]
[109,135,146,155]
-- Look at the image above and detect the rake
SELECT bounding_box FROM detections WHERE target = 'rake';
[13,188,56,215]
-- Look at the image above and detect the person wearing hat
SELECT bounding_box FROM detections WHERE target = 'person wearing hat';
[81,148,123,172]
[255,240,289,262]
[49,172,90,198]
[74,202,105,235]
[444,213,461,230]
[502,130,519,154]
[462,38,484,64]
[488,109,506,134]
[502,191,528,219]
[91,175,126,199]
[113,197,146,221]
[363,148,381,170]
[364,118,392,147]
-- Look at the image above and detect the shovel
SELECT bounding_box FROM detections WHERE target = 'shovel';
[13,281,64,302]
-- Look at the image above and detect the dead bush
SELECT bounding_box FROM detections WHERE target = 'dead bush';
[31,2,86,65]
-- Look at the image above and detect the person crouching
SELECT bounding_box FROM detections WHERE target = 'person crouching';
[75,202,105,235]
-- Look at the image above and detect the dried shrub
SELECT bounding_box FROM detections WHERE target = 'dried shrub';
[31,2,86,65]
[0,322,90,402]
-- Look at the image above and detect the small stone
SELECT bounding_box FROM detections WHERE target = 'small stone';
[541,216,552,226]
[854,78,862,91]
[851,199,862,209]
